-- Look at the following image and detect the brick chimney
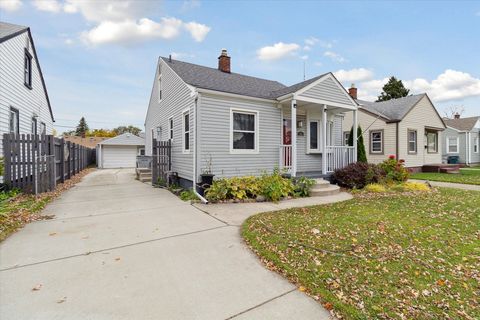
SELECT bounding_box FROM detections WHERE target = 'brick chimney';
[348,83,357,99]
[218,49,230,73]
[454,112,460,119]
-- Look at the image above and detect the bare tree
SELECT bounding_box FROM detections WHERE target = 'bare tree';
[443,105,465,118]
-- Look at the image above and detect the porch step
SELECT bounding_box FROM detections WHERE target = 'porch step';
[310,178,340,197]
[136,168,152,183]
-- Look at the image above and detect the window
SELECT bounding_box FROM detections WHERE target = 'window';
[309,121,319,149]
[158,75,162,101]
[40,122,46,135]
[370,130,383,154]
[24,49,32,88]
[31,117,38,135]
[408,129,417,154]
[138,148,145,156]
[447,137,459,153]
[326,121,334,146]
[231,109,258,153]
[474,136,479,153]
[426,131,438,153]
[9,107,19,134]
[343,131,350,146]
[168,117,173,140]
[182,110,190,152]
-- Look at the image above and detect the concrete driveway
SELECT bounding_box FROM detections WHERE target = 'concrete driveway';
[0,169,330,320]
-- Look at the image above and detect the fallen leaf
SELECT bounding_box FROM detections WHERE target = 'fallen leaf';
[298,286,307,292]
[311,228,320,235]
[49,232,57,236]
[57,297,67,304]
[323,302,334,310]
[32,284,42,291]
[115,257,121,261]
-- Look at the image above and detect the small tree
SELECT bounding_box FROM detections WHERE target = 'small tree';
[75,117,89,137]
[112,125,142,136]
[377,76,410,101]
[348,125,367,163]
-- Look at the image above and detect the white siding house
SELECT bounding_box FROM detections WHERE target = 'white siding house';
[0,22,55,158]
[144,51,359,187]
[443,116,480,165]
[97,133,145,169]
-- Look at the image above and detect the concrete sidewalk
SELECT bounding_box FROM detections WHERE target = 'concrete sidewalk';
[409,179,480,191]
[0,169,332,320]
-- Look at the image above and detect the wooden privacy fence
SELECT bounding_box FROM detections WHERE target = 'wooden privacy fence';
[2,133,95,194]
[151,139,171,185]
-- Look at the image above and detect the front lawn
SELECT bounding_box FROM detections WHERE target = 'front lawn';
[410,168,480,185]
[242,188,479,319]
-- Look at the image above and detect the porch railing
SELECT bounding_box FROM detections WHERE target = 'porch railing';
[279,144,292,173]
[325,146,355,173]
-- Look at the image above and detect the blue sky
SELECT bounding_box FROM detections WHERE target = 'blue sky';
[1,0,479,132]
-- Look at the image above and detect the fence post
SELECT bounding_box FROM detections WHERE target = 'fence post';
[152,138,158,185]
[60,138,65,183]
[48,135,55,191]
[3,134,11,188]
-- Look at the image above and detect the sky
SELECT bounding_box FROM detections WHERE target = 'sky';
[1,0,479,132]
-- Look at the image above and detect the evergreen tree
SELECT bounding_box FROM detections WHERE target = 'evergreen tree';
[377,76,410,101]
[75,117,89,137]
[348,125,367,163]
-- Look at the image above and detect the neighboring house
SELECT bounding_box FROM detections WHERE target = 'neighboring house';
[442,115,480,165]
[96,133,145,169]
[343,86,446,170]
[144,50,359,187]
[64,136,110,149]
[0,22,55,157]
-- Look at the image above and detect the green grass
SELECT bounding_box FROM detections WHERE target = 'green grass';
[0,190,52,242]
[410,167,480,185]
[242,188,479,319]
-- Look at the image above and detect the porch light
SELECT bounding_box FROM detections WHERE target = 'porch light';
[156,126,162,139]
[297,121,303,128]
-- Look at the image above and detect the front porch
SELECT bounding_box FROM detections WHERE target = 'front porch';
[277,92,358,176]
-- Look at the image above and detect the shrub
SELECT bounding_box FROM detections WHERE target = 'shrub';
[332,162,384,189]
[205,170,295,203]
[379,156,409,183]
[347,126,367,163]
[391,182,430,192]
[0,157,4,177]
[293,176,316,197]
[364,183,387,193]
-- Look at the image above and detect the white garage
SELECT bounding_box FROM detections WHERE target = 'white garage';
[97,133,145,169]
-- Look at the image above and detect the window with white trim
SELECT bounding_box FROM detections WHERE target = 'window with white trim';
[31,117,37,135]
[168,117,173,140]
[158,75,162,101]
[370,130,383,154]
[9,107,19,134]
[447,137,459,153]
[231,110,257,152]
[408,129,417,153]
[309,121,319,150]
[474,136,479,153]
[426,131,438,153]
[182,111,190,152]
[343,131,350,146]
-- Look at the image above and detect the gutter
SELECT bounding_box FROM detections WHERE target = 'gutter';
[192,91,208,204]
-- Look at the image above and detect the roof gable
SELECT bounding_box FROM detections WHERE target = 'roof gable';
[357,94,426,121]
[443,116,480,131]
[0,21,28,43]
[99,133,145,146]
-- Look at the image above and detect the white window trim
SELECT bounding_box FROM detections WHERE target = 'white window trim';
[229,108,259,154]
[168,116,173,141]
[426,131,438,153]
[306,118,321,154]
[370,130,383,154]
[158,74,162,102]
[182,108,190,154]
[474,136,479,153]
[446,136,459,154]
[407,129,417,154]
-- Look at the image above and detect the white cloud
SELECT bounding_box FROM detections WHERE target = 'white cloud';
[81,18,184,45]
[63,0,157,22]
[170,52,195,60]
[184,22,210,42]
[334,68,374,83]
[304,37,318,47]
[300,55,309,60]
[257,42,300,61]
[324,51,347,63]
[33,0,62,12]
[354,70,480,102]
[0,0,22,11]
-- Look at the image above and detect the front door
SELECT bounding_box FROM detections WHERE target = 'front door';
[281,119,292,170]
[283,119,292,145]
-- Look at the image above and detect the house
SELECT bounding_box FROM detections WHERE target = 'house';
[144,50,359,188]
[342,86,446,170]
[442,115,480,165]
[64,136,110,149]
[0,22,55,157]
[96,133,145,169]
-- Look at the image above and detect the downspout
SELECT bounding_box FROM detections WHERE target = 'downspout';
[192,91,208,204]
[466,132,470,166]
[395,122,399,160]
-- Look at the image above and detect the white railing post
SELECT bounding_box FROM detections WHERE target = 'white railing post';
[322,105,327,174]
[291,99,297,177]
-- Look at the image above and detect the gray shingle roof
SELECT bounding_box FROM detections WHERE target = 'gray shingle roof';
[356,94,426,121]
[0,21,28,43]
[443,116,480,131]
[99,133,145,146]
[162,57,287,99]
